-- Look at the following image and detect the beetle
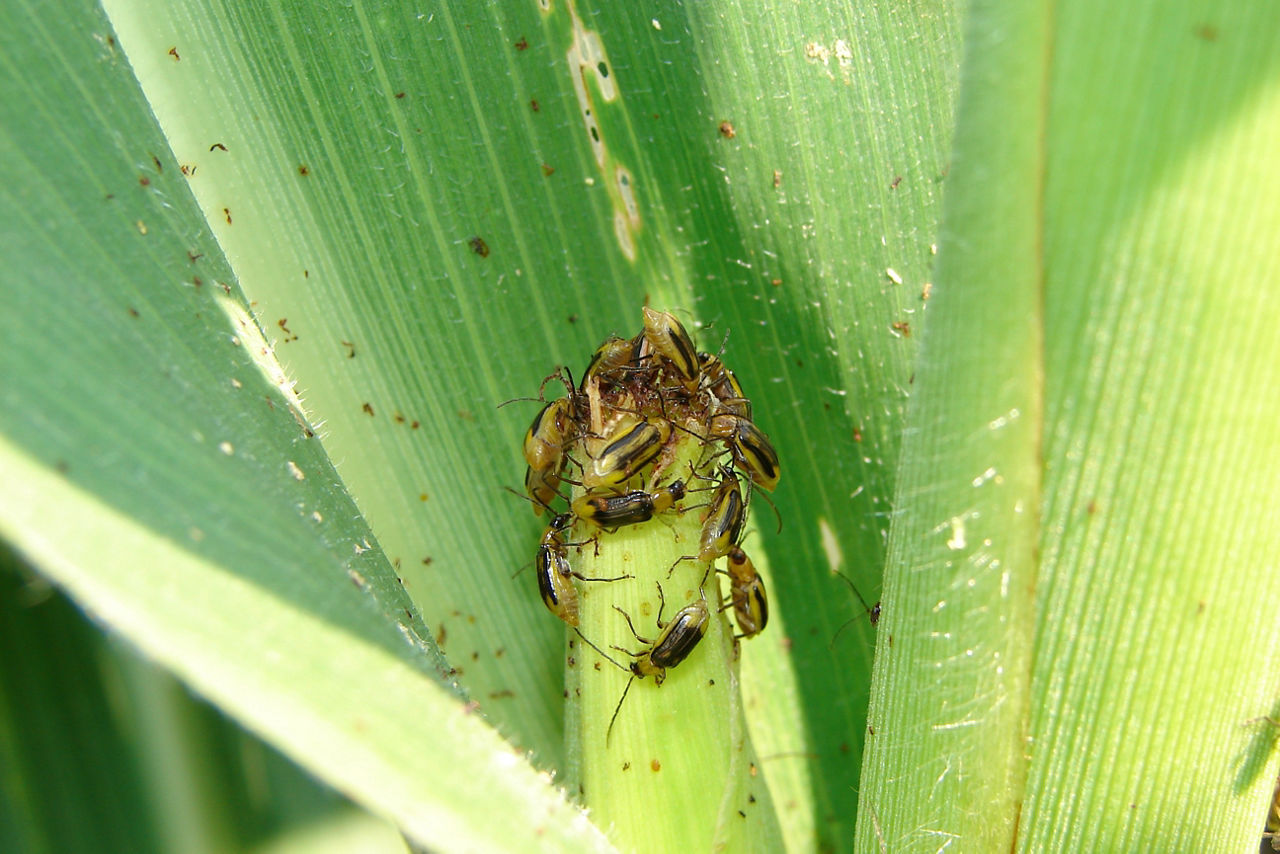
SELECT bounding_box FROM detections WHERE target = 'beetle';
[522,397,576,513]
[523,397,573,472]
[524,466,561,515]
[828,571,882,648]
[613,588,709,682]
[584,417,673,488]
[698,352,752,420]
[608,583,711,743]
[571,479,686,529]
[668,470,746,577]
[535,514,579,624]
[535,513,629,625]
[571,582,712,744]
[580,333,643,390]
[641,307,699,384]
[708,413,780,492]
[723,545,768,639]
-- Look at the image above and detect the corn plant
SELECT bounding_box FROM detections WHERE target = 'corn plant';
[3,0,1278,852]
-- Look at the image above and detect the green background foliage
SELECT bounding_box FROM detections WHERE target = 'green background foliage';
[2,0,1278,851]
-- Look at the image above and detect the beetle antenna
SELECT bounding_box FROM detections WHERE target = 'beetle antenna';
[606,675,636,745]
[749,483,782,534]
[496,394,542,409]
[502,484,562,514]
[715,327,731,358]
[573,627,628,673]
[829,571,881,648]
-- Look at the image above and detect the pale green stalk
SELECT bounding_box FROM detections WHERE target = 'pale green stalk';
[565,430,782,852]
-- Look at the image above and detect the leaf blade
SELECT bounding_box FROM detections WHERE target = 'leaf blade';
[855,0,1047,847]
[0,446,611,853]
[0,2,609,849]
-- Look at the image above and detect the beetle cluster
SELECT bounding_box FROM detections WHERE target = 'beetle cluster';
[517,308,780,736]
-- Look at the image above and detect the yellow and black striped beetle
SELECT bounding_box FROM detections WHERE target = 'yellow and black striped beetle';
[571,582,712,743]
[607,583,711,742]
[584,417,673,489]
[723,545,768,639]
[580,333,643,390]
[572,480,687,530]
[698,352,752,420]
[522,397,577,513]
[668,469,746,576]
[536,513,629,625]
[641,307,700,384]
[708,413,780,492]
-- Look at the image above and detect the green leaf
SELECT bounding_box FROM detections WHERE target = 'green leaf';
[0,552,163,854]
[0,1,610,851]
[0,550,378,854]
[3,0,967,850]
[67,1,959,851]
[9,0,1276,847]
[858,0,1280,850]
[655,6,961,845]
